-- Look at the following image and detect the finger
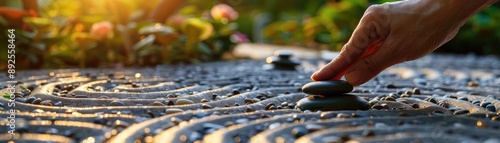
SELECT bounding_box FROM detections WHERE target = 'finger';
[344,41,403,86]
[312,5,390,81]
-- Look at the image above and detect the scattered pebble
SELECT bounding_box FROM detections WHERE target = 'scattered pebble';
[437,101,449,108]
[53,101,62,106]
[268,122,281,129]
[468,81,479,87]
[480,101,491,108]
[411,104,420,109]
[165,108,184,114]
[175,99,194,105]
[305,124,325,132]
[15,98,27,103]
[232,89,240,95]
[110,101,125,106]
[453,109,470,115]
[25,97,36,103]
[112,120,130,129]
[235,118,249,124]
[458,97,468,101]
[201,104,213,109]
[40,100,52,106]
[31,98,42,104]
[167,100,174,106]
[320,112,336,119]
[486,104,496,112]
[153,101,166,106]
[424,97,437,104]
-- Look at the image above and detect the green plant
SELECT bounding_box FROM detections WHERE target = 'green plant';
[262,0,500,56]
[0,0,247,69]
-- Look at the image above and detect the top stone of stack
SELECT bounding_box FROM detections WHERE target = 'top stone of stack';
[266,50,300,70]
[301,80,353,96]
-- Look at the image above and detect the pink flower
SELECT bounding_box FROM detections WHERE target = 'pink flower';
[90,21,113,39]
[210,4,238,22]
[230,32,249,43]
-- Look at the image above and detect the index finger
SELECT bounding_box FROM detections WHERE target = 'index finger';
[311,5,390,81]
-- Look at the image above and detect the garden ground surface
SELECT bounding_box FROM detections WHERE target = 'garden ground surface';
[1,48,500,143]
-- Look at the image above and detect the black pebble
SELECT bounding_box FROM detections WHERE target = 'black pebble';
[301,81,353,96]
[296,94,370,111]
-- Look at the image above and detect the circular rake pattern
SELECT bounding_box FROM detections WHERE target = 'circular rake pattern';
[1,54,500,143]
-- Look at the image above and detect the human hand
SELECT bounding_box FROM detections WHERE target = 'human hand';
[311,0,498,86]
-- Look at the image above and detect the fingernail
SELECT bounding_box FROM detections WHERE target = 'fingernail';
[345,69,362,86]
[311,71,319,81]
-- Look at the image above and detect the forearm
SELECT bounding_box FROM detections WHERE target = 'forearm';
[148,0,185,23]
[444,0,498,24]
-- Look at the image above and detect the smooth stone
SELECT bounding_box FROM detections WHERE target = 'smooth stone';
[31,98,42,104]
[194,112,209,118]
[458,97,468,101]
[188,131,203,142]
[305,124,326,132]
[271,58,300,67]
[268,122,281,129]
[201,104,213,109]
[480,101,491,108]
[202,123,225,130]
[296,94,370,111]
[40,100,52,106]
[53,101,62,106]
[301,81,353,96]
[175,99,194,105]
[486,104,496,112]
[21,90,31,96]
[453,109,469,115]
[165,108,184,114]
[472,100,481,105]
[15,98,27,103]
[274,50,294,59]
[27,84,38,91]
[110,101,125,106]
[153,101,166,106]
[235,118,249,124]
[112,120,130,129]
[14,92,24,98]
[25,97,36,103]
[93,117,107,125]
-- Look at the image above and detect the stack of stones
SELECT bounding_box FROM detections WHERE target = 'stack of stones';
[297,80,370,111]
[266,50,300,70]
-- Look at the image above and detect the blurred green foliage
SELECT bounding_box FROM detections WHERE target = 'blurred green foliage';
[439,4,500,55]
[1,0,500,70]
[0,0,245,69]
[260,0,500,56]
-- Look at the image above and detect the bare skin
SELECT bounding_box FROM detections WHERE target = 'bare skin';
[311,0,499,86]
[149,0,185,23]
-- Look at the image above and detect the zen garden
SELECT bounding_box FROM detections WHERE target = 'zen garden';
[1,0,500,143]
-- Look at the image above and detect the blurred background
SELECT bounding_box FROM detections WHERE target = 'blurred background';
[1,0,500,69]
